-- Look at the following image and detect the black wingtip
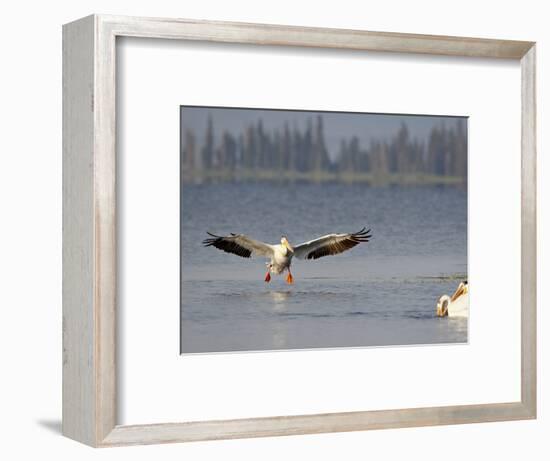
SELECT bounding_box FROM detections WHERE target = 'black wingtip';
[353,227,372,242]
[203,232,219,246]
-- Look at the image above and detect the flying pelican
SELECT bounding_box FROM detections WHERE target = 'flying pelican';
[202,228,372,284]
[436,281,469,318]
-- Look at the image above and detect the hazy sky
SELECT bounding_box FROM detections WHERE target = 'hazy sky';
[180,106,467,159]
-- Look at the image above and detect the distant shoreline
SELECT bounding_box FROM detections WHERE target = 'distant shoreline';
[181,168,466,187]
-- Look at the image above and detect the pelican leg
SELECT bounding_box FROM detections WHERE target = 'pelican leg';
[286,270,294,284]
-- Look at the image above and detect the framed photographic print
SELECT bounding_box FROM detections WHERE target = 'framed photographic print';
[63,15,536,447]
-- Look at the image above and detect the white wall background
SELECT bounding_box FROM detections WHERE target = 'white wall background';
[0,1,546,459]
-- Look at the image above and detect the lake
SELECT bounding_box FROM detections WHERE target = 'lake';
[180,182,467,353]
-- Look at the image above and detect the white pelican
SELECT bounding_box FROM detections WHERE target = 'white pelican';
[436,281,469,318]
[203,228,372,283]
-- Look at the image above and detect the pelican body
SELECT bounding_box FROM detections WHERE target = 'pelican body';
[436,281,469,318]
[267,237,295,282]
[203,228,371,284]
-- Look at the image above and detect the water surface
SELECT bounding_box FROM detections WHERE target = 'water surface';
[181,183,467,353]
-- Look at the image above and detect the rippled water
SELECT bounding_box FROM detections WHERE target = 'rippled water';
[181,183,467,353]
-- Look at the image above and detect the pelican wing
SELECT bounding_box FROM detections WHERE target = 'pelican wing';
[293,228,372,260]
[202,232,274,258]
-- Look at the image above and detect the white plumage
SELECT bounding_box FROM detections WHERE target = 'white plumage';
[436,281,469,318]
[203,228,371,283]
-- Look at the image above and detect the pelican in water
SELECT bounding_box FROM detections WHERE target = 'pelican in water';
[436,281,469,318]
[203,228,372,283]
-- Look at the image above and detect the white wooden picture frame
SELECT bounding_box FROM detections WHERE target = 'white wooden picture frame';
[62,14,536,447]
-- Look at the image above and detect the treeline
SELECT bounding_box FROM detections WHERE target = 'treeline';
[181,115,467,185]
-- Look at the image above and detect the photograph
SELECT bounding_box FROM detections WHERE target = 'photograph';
[180,106,468,353]
[2,0,539,453]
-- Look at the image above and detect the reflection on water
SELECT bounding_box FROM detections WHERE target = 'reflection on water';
[269,291,291,312]
[180,183,467,353]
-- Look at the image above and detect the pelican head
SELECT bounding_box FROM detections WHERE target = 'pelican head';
[281,236,294,252]
[436,295,451,317]
[451,281,468,301]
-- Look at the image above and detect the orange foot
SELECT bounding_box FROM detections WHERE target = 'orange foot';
[286,272,294,284]
[264,272,271,282]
